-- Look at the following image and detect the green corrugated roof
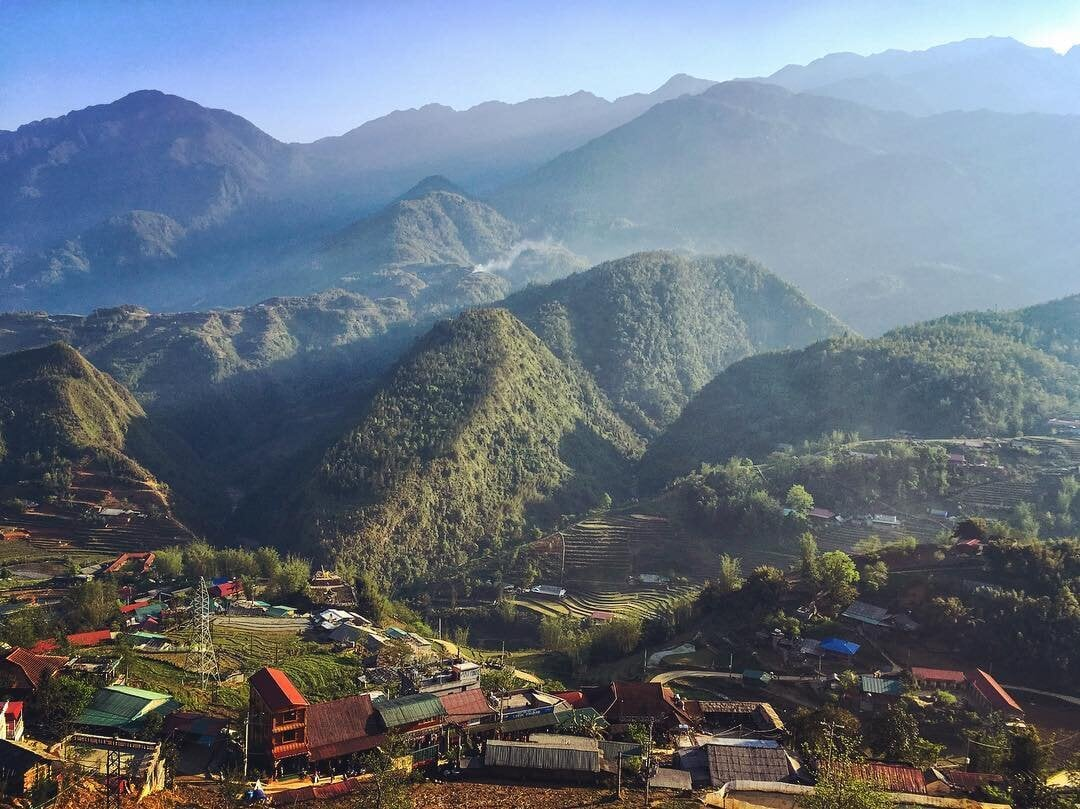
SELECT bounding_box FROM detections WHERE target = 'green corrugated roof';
[861,675,903,695]
[134,603,164,620]
[76,685,179,729]
[376,693,446,728]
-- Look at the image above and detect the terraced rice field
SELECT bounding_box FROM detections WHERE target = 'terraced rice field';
[813,513,950,553]
[209,616,309,671]
[1026,436,1080,465]
[555,513,696,582]
[954,480,1037,512]
[511,583,699,621]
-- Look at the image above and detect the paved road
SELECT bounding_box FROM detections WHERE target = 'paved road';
[649,669,824,685]
[1005,685,1080,707]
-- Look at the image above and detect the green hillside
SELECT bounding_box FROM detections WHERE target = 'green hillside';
[503,251,845,434]
[642,296,1080,489]
[294,308,643,589]
[0,342,211,514]
[0,342,145,465]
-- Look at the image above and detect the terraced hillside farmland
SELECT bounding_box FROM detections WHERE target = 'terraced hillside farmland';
[0,468,192,557]
[541,513,702,583]
[511,583,699,621]
[812,513,952,553]
[954,480,1038,512]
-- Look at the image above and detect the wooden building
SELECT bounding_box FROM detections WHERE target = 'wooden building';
[248,667,310,776]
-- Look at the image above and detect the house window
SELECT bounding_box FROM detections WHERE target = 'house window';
[281,730,297,742]
[281,710,296,722]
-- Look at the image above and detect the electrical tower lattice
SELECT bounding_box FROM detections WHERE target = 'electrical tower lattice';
[184,577,220,686]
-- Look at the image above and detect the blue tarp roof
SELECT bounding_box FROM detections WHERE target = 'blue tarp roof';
[211,576,231,586]
[820,637,860,655]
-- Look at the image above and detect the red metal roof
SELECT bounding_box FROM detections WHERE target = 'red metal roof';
[306,694,384,761]
[104,552,155,574]
[249,667,309,711]
[553,690,587,709]
[68,629,114,646]
[439,689,492,723]
[3,648,67,690]
[841,762,926,794]
[5,701,23,720]
[31,629,114,654]
[119,599,151,614]
[966,669,1023,714]
[270,740,309,761]
[809,507,836,519]
[911,667,966,683]
[944,770,1004,791]
[210,581,243,598]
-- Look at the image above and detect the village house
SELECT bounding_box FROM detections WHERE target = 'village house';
[209,579,243,599]
[0,738,58,797]
[59,732,168,798]
[248,667,310,776]
[103,552,155,575]
[31,629,115,655]
[76,684,180,735]
[852,675,904,714]
[404,660,480,697]
[469,689,573,738]
[0,701,23,741]
[0,648,68,698]
[925,767,1005,798]
[372,693,446,765]
[966,669,1024,717]
[306,693,385,773]
[839,762,927,794]
[579,681,695,732]
[439,689,493,732]
[483,735,601,783]
[911,667,968,691]
[308,571,357,607]
[675,738,798,788]
[690,700,785,737]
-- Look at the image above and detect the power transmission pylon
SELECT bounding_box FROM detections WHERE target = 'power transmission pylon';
[185,577,220,686]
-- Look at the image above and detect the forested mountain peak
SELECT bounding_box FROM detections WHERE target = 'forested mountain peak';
[503,251,845,435]
[0,342,145,463]
[290,307,642,587]
[643,294,1080,489]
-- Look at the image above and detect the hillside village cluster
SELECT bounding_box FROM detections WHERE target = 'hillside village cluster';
[0,534,1064,809]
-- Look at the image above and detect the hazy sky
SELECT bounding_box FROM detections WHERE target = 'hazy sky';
[3,0,1080,142]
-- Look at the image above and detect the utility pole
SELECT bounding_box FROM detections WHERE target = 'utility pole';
[243,711,250,779]
[617,750,623,799]
[643,717,655,809]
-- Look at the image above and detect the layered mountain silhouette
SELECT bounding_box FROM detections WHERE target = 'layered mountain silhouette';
[499,80,1080,332]
[759,36,1080,116]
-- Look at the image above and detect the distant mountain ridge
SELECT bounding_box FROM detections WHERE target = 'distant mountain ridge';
[758,36,1080,116]
[0,75,713,314]
[498,79,1080,333]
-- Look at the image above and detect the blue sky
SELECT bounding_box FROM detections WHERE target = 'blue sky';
[3,0,1079,142]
